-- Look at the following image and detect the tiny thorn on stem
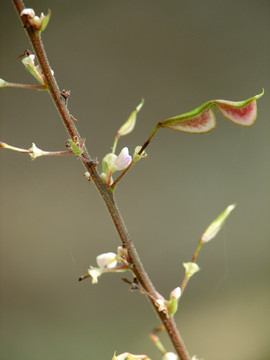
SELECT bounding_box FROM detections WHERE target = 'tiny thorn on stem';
[70,114,77,122]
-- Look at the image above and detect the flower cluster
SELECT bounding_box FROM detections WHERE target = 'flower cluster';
[101,147,132,186]
[20,8,51,32]
[86,247,131,284]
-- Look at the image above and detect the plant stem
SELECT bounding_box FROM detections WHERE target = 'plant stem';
[181,242,202,293]
[6,82,46,89]
[138,124,160,155]
[110,159,134,189]
[11,1,190,359]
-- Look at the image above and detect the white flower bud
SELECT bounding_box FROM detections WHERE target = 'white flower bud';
[100,172,108,184]
[84,172,93,182]
[96,252,117,269]
[162,352,178,360]
[155,299,167,313]
[0,78,7,87]
[170,287,181,300]
[20,8,35,18]
[32,15,42,27]
[21,8,51,32]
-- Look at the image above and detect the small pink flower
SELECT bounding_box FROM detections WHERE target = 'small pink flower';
[114,147,132,171]
[103,147,132,174]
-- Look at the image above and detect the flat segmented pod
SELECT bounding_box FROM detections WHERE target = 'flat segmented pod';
[214,90,264,126]
[159,102,216,134]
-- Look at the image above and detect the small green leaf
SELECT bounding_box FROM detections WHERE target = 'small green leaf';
[40,9,51,32]
[214,90,264,126]
[67,139,83,156]
[160,101,216,134]
[167,298,178,317]
[166,287,181,316]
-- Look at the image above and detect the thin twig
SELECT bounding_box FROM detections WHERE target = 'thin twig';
[5,82,46,89]
[11,2,190,359]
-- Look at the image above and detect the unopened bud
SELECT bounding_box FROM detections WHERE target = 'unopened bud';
[100,172,107,184]
[170,287,181,300]
[162,352,178,360]
[21,8,51,32]
[20,8,35,18]
[201,204,236,243]
[155,299,167,313]
[117,99,144,137]
[0,78,7,87]
[166,287,181,316]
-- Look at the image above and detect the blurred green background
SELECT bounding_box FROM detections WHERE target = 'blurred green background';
[1,1,269,360]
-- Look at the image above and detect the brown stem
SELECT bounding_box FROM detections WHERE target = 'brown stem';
[11,1,190,359]
[181,242,202,293]
[110,160,134,190]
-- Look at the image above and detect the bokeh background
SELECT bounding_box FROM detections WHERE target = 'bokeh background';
[1,1,269,360]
